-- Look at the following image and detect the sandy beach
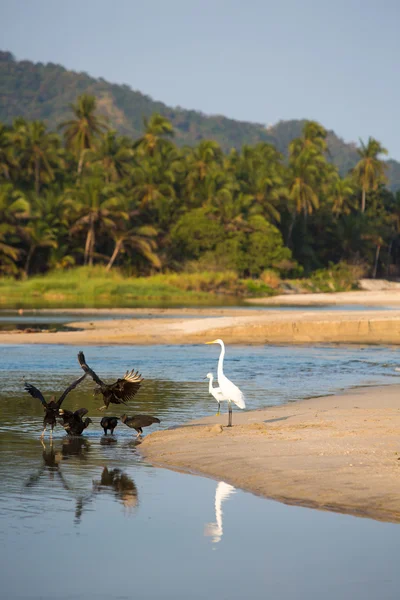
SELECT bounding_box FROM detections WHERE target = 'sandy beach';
[140,385,400,523]
[2,298,400,344]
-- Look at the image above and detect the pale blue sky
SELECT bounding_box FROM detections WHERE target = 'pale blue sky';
[1,0,400,157]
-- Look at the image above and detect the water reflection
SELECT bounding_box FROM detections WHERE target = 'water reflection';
[61,436,91,459]
[93,467,139,513]
[204,480,236,544]
[23,438,94,524]
[24,440,66,489]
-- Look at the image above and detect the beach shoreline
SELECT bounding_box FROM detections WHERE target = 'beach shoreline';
[139,384,400,523]
[2,304,400,345]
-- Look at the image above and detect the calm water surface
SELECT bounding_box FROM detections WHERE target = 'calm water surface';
[1,343,400,599]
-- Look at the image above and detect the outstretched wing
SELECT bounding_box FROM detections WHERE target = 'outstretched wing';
[111,369,143,403]
[24,383,47,407]
[56,373,87,408]
[77,351,104,386]
[74,407,88,418]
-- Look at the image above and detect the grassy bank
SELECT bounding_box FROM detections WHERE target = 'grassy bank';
[0,264,360,309]
[0,267,254,308]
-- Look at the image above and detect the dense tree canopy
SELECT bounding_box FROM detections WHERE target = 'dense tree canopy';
[0,93,398,280]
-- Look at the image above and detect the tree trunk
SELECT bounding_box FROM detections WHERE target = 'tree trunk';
[77,149,85,176]
[387,240,393,278]
[88,223,95,267]
[106,239,123,271]
[24,245,35,277]
[373,245,381,279]
[286,211,296,247]
[84,225,92,266]
[361,188,366,213]
[35,155,40,196]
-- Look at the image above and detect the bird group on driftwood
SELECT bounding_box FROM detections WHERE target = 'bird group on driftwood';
[24,351,160,439]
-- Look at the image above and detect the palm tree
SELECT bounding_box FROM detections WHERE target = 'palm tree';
[22,219,58,276]
[131,160,176,212]
[352,137,388,213]
[289,121,328,157]
[0,123,14,181]
[185,140,222,185]
[133,114,174,156]
[288,149,325,216]
[66,179,127,266]
[0,184,30,274]
[12,120,64,194]
[238,145,287,224]
[92,130,133,183]
[329,176,355,215]
[19,191,70,276]
[106,223,160,271]
[59,94,108,175]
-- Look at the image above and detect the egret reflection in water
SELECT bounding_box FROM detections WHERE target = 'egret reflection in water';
[204,481,236,543]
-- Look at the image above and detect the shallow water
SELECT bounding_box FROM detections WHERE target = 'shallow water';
[1,343,400,599]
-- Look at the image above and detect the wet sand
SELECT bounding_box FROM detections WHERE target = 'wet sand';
[140,385,400,523]
[2,305,400,344]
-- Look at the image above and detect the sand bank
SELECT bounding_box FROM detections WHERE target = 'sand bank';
[2,307,400,344]
[246,288,400,306]
[140,385,400,523]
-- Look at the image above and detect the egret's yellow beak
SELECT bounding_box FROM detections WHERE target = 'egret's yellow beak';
[205,340,218,345]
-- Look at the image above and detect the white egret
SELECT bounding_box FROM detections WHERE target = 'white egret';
[205,338,245,427]
[206,372,226,415]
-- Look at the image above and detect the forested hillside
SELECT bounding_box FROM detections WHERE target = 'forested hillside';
[2,50,400,190]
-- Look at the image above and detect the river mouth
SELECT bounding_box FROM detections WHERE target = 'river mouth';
[2,342,400,599]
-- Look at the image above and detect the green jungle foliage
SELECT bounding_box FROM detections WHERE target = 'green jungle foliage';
[0,85,399,295]
[2,51,400,190]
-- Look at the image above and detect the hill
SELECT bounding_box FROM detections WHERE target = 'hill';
[1,50,400,190]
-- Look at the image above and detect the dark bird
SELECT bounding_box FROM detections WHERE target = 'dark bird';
[100,416,118,435]
[59,408,92,436]
[24,374,87,438]
[120,414,160,438]
[78,351,143,411]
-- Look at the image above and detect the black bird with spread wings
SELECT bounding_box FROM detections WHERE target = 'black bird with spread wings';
[78,351,143,411]
[24,374,87,438]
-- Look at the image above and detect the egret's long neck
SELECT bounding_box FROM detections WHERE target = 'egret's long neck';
[217,342,225,380]
[208,376,214,393]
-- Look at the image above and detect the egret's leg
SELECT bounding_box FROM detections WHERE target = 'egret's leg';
[40,425,47,439]
[227,402,232,427]
[50,424,54,440]
[216,403,220,416]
